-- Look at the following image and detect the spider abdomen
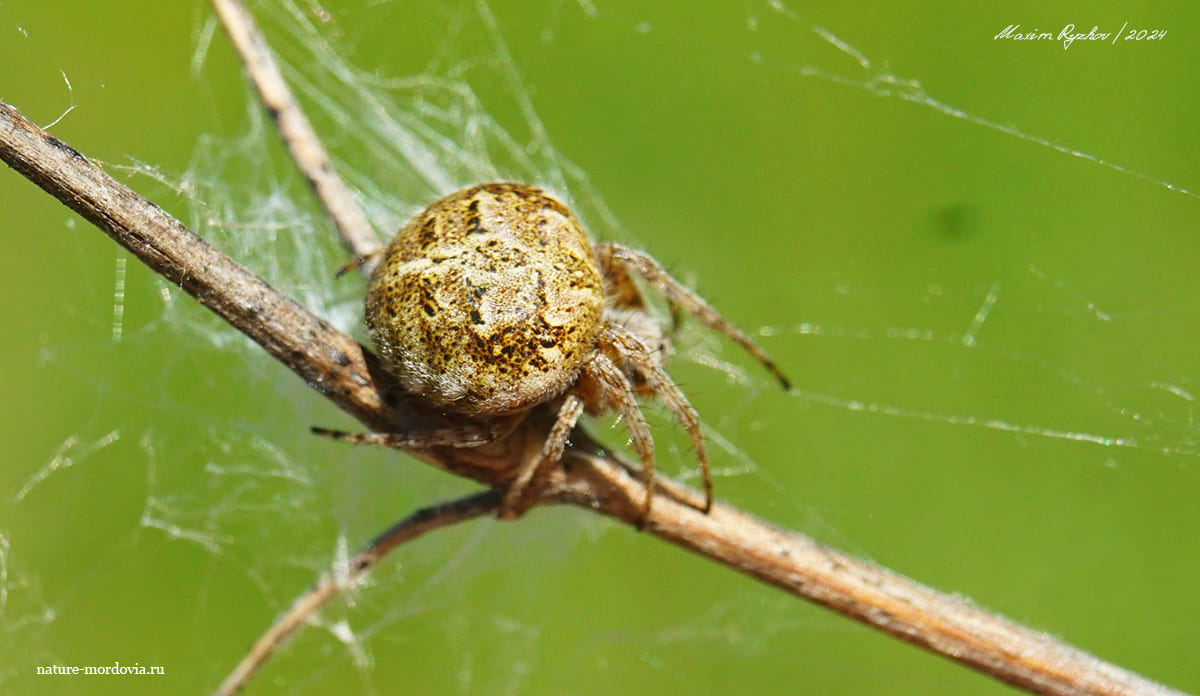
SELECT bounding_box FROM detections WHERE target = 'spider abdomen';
[366,183,605,417]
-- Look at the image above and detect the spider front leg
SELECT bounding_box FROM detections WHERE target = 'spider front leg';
[594,242,791,390]
[600,325,713,513]
[581,349,659,522]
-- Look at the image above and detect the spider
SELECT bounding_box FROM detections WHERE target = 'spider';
[320,182,789,519]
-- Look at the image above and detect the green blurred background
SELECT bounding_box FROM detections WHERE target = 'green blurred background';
[3,1,1199,694]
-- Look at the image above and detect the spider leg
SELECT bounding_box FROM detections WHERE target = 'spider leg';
[311,415,514,450]
[595,242,791,390]
[601,325,712,513]
[333,247,383,278]
[585,351,658,522]
[596,242,687,336]
[596,246,648,310]
[499,394,585,518]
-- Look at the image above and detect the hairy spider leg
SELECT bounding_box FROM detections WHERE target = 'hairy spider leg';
[582,350,658,521]
[311,415,512,449]
[500,394,585,517]
[595,243,791,390]
[601,324,713,513]
[333,247,383,278]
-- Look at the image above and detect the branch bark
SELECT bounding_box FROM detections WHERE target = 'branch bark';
[0,99,1185,696]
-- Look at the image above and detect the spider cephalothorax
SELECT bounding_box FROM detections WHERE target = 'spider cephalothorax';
[331,182,788,518]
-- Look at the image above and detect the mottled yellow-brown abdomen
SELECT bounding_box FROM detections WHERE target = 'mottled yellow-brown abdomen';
[365,183,605,416]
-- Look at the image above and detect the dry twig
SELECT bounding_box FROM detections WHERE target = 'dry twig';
[0,14,1186,696]
[214,491,501,696]
[211,0,380,263]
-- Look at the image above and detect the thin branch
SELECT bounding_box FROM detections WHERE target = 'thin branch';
[210,0,381,263]
[0,99,1185,696]
[214,490,501,696]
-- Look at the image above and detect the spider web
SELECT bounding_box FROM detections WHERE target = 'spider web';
[2,1,1199,695]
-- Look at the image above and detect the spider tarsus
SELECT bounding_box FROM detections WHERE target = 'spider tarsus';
[333,250,380,278]
[498,478,537,521]
[495,490,525,521]
[747,350,791,392]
